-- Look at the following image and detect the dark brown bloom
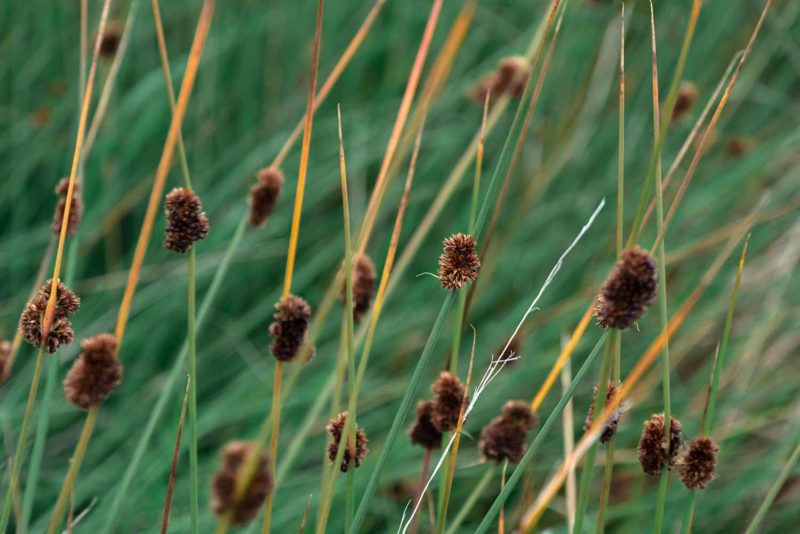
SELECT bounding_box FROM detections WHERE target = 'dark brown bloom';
[268,295,312,362]
[479,401,537,463]
[584,381,622,444]
[63,334,122,410]
[97,21,122,58]
[594,246,658,330]
[671,81,699,123]
[409,400,442,450]
[0,340,11,382]
[210,441,274,525]
[438,233,481,291]
[430,372,467,432]
[680,436,718,490]
[469,56,530,103]
[163,187,210,253]
[326,412,369,472]
[52,178,82,237]
[638,413,683,476]
[340,254,376,323]
[18,280,80,353]
[249,167,284,226]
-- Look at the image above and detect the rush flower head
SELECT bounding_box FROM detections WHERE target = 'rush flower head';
[680,436,719,490]
[52,178,83,237]
[671,81,699,123]
[340,254,376,323]
[97,20,122,58]
[326,412,368,472]
[0,340,11,382]
[268,294,312,362]
[409,400,442,450]
[210,441,273,525]
[430,372,467,432]
[584,381,623,444]
[63,334,122,410]
[479,401,537,464]
[594,246,658,330]
[438,233,481,291]
[18,279,80,353]
[469,55,531,103]
[638,413,683,476]
[163,187,210,253]
[249,167,284,226]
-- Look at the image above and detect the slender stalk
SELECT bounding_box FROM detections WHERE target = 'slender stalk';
[261,361,283,533]
[187,248,199,534]
[445,465,496,534]
[409,449,432,534]
[743,438,800,534]
[161,376,191,534]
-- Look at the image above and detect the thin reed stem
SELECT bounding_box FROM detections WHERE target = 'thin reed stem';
[187,248,199,534]
[261,360,283,533]
[161,376,191,534]
[445,464,496,534]
[743,437,800,534]
[409,449,432,534]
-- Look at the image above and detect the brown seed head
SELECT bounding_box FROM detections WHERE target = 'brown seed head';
[52,178,83,237]
[469,56,530,103]
[724,136,756,157]
[671,81,699,123]
[638,413,683,476]
[164,187,210,253]
[409,400,443,450]
[584,381,622,444]
[430,372,467,432]
[249,167,284,226]
[340,254,376,322]
[326,412,369,472]
[63,334,122,410]
[479,401,537,463]
[18,280,80,353]
[680,436,718,490]
[594,246,658,330]
[268,295,312,362]
[0,340,11,382]
[210,441,273,525]
[97,20,122,58]
[438,233,481,291]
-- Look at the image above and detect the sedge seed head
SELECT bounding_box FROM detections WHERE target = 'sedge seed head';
[326,412,369,472]
[163,187,210,253]
[249,167,284,227]
[210,441,273,525]
[63,333,122,410]
[594,246,658,330]
[438,233,480,291]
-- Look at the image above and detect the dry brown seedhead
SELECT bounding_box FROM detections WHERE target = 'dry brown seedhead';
[638,413,683,476]
[0,340,11,382]
[594,246,658,330]
[340,254,376,322]
[671,81,699,123]
[97,20,122,58]
[268,294,312,362]
[52,178,83,237]
[210,441,274,525]
[680,436,718,490]
[163,187,210,253]
[409,400,442,450]
[438,233,481,291]
[584,381,622,444]
[19,279,80,353]
[430,372,467,432]
[326,412,369,472]
[469,56,530,103]
[724,136,756,157]
[63,333,122,410]
[479,400,537,463]
[249,167,284,226]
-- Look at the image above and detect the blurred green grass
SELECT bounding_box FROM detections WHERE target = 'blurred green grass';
[1,0,799,532]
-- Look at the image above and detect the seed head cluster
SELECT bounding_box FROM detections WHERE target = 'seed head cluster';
[249,167,284,226]
[584,381,622,444]
[680,436,718,490]
[594,246,658,330]
[470,56,530,103]
[268,295,312,362]
[52,178,82,237]
[210,441,273,525]
[63,334,123,410]
[671,81,699,123]
[0,340,11,382]
[326,412,368,472]
[479,401,538,463]
[340,254,376,323]
[409,400,442,450]
[163,187,210,253]
[97,21,122,58]
[19,280,80,353]
[430,372,467,432]
[638,413,683,476]
[438,233,481,291]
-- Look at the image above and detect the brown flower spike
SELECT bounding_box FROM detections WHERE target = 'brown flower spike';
[0,340,11,382]
[340,254,376,322]
[479,401,538,463]
[63,334,123,410]
[671,81,699,123]
[19,280,80,353]
[438,233,481,291]
[210,441,274,525]
[97,20,122,58]
[584,381,622,444]
[163,187,210,253]
[409,400,442,450]
[52,178,83,237]
[594,246,658,330]
[326,412,368,472]
[638,413,683,476]
[268,295,312,362]
[430,372,467,433]
[469,56,530,102]
[680,436,718,490]
[249,167,284,226]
